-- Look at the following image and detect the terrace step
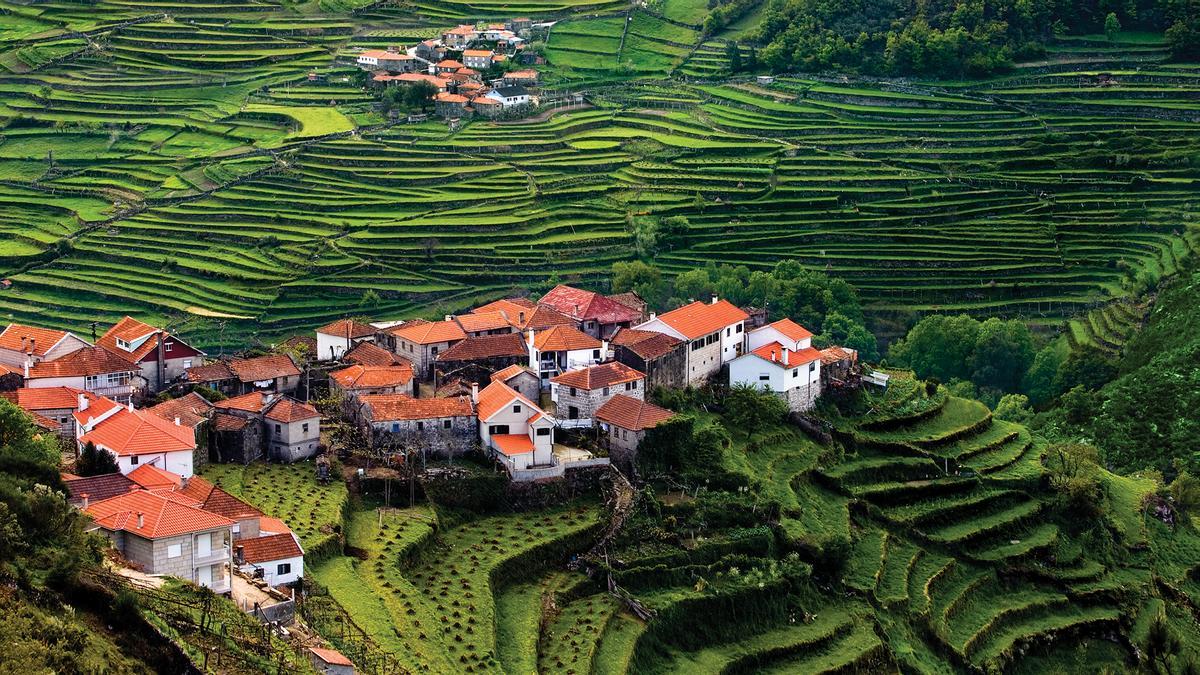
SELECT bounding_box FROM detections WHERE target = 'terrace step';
[755,620,888,674]
[922,498,1041,545]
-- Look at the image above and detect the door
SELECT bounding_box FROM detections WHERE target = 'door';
[568,406,578,420]
[197,533,211,557]
[197,564,212,588]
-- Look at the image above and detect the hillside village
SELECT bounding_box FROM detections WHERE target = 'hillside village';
[354,19,544,120]
[0,282,865,651]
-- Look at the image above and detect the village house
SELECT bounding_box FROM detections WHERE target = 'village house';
[508,17,533,33]
[384,320,466,380]
[309,648,355,675]
[356,48,415,73]
[237,531,304,586]
[83,490,234,593]
[414,39,444,62]
[210,406,264,465]
[470,96,502,117]
[62,471,136,507]
[76,396,198,477]
[486,85,532,108]
[539,284,644,339]
[594,394,674,475]
[377,72,451,92]
[500,69,540,88]
[146,392,214,445]
[489,364,540,403]
[186,354,302,396]
[27,346,143,403]
[97,317,205,394]
[635,297,748,384]
[2,387,102,439]
[442,24,478,48]
[462,49,495,70]
[434,333,529,387]
[357,394,476,457]
[343,341,409,368]
[315,319,377,362]
[728,319,823,412]
[434,92,470,117]
[474,298,577,332]
[819,346,859,389]
[330,363,416,398]
[475,380,556,478]
[0,323,89,369]
[435,58,465,74]
[609,328,687,391]
[527,325,604,387]
[263,397,322,463]
[550,361,645,423]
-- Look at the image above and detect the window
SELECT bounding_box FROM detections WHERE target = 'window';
[84,375,99,389]
[691,340,703,351]
[736,323,743,333]
[164,342,173,353]
[392,422,400,432]
[489,424,510,435]
[167,543,182,558]
[512,404,521,414]
[602,387,610,396]
[302,423,309,433]
[568,406,578,420]
[130,455,140,465]
[183,359,192,369]
[592,349,600,360]
[277,563,291,575]
[232,524,240,535]
[274,424,281,434]
[809,362,816,372]
[726,327,731,337]
[535,427,550,436]
[431,346,439,356]
[569,387,576,397]
[759,374,770,381]
[417,421,425,431]
[443,419,452,429]
[626,381,638,390]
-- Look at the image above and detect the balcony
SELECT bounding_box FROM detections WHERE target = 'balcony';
[194,546,231,566]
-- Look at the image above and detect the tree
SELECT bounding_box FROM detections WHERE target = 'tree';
[969,318,1034,393]
[818,311,879,361]
[76,441,118,477]
[724,383,789,432]
[993,393,1032,424]
[726,40,742,72]
[404,80,438,110]
[1169,470,1200,516]
[1054,346,1117,392]
[1104,12,1121,41]
[1045,443,1106,517]
[888,314,980,382]
[1022,346,1064,406]
[638,415,695,475]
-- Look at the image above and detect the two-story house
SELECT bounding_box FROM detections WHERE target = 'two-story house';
[539,284,643,339]
[729,319,823,412]
[76,397,198,477]
[83,489,234,593]
[609,328,687,391]
[384,320,467,380]
[315,319,377,362]
[0,323,89,369]
[357,393,476,457]
[475,380,556,476]
[330,364,416,398]
[27,346,143,403]
[594,394,674,475]
[263,397,322,463]
[635,297,748,384]
[549,361,645,422]
[526,325,604,387]
[186,354,302,396]
[97,316,205,394]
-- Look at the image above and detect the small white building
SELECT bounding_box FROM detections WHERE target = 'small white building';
[634,297,748,384]
[357,49,415,72]
[315,319,377,362]
[486,85,531,108]
[475,380,555,474]
[75,396,197,478]
[526,325,604,387]
[729,319,823,413]
[263,397,321,463]
[237,531,304,586]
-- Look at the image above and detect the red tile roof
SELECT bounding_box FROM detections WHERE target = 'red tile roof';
[28,346,137,379]
[228,354,301,383]
[214,391,271,414]
[764,318,813,342]
[474,297,535,314]
[390,320,466,345]
[490,364,534,383]
[344,341,408,367]
[819,346,858,365]
[2,386,92,411]
[63,472,136,505]
[359,394,474,421]
[550,361,644,391]
[750,342,822,367]
[651,300,748,341]
[263,397,320,423]
[609,328,682,360]
[316,319,376,340]
[519,306,577,331]
[80,406,196,456]
[463,49,493,57]
[330,364,414,390]
[97,316,164,363]
[531,325,600,352]
[213,412,250,432]
[239,532,303,563]
[147,392,213,429]
[539,285,642,325]
[436,59,465,68]
[476,380,540,422]
[127,463,183,490]
[0,323,78,357]
[178,475,261,521]
[435,92,469,104]
[309,648,354,667]
[186,361,235,383]
[453,311,513,334]
[436,333,527,362]
[595,394,674,431]
[72,395,123,427]
[359,49,413,60]
[492,433,534,457]
[86,490,234,539]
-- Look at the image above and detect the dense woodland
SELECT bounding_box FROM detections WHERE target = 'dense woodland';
[752,0,1200,76]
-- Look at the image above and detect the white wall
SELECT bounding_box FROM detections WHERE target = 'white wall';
[720,321,745,364]
[479,398,531,447]
[111,449,194,478]
[729,355,821,396]
[241,554,303,586]
[747,325,811,352]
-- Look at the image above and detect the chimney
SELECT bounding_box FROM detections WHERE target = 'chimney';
[649,312,656,321]
[127,400,134,412]
[444,314,453,322]
[710,293,719,304]
[518,310,525,324]
[174,416,181,426]
[20,336,26,351]
[525,329,534,346]
[78,393,88,411]
[28,337,34,354]
[81,493,89,510]
[573,303,580,317]
[235,545,245,565]
[783,347,790,364]
[136,512,144,529]
[471,383,479,403]
[23,358,29,379]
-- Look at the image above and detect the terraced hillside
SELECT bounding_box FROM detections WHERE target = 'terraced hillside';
[0,5,1197,348]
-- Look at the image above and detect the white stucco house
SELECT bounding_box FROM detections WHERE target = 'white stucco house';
[527,325,604,387]
[634,297,748,384]
[729,318,823,412]
[475,380,556,477]
[75,396,197,478]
